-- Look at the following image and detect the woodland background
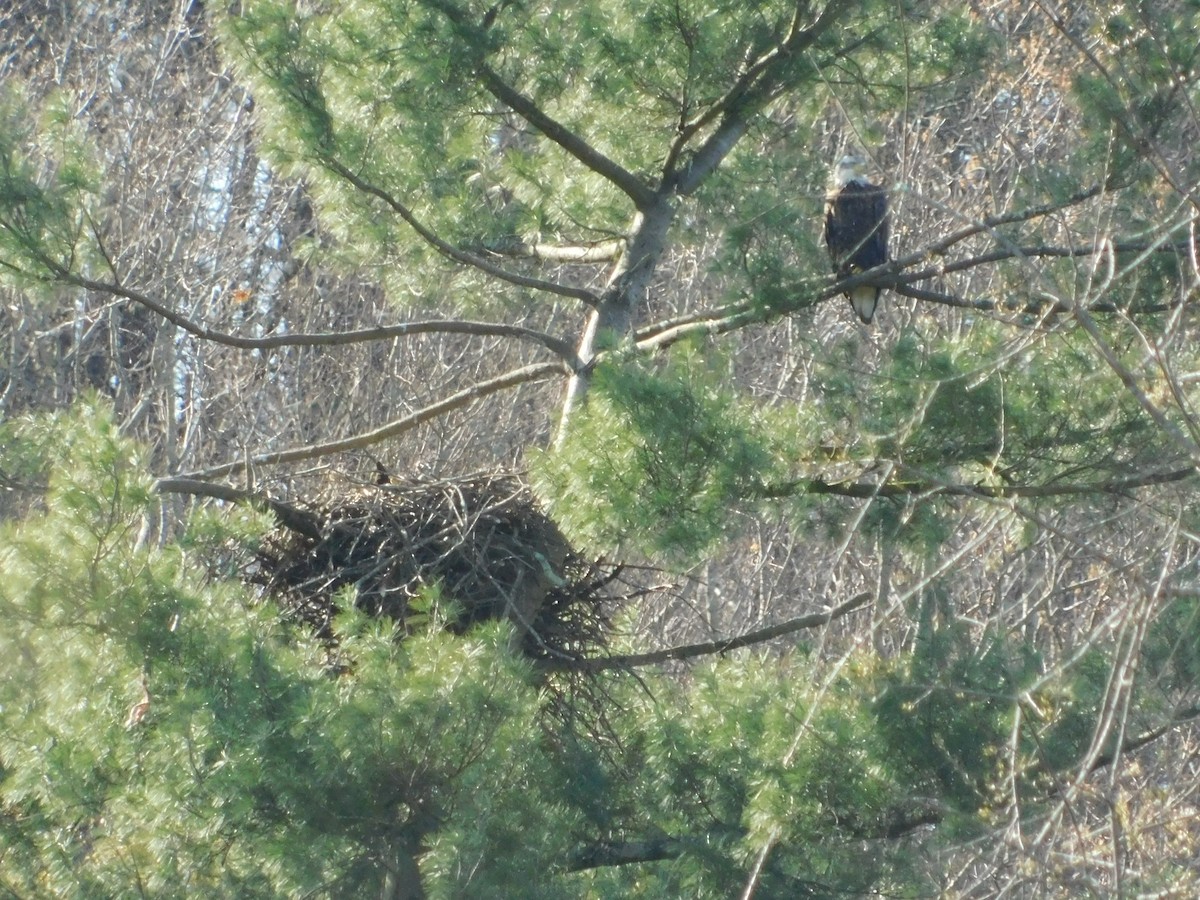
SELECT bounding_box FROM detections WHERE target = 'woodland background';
[3,0,1200,896]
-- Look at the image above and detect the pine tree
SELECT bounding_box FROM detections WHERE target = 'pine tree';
[4,1,1200,895]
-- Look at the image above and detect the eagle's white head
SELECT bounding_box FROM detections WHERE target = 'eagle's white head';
[833,153,871,188]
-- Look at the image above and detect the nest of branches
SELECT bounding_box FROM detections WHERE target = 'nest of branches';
[252,472,622,663]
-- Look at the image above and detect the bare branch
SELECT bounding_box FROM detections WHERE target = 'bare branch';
[44,268,581,361]
[322,158,601,307]
[154,478,323,540]
[898,238,1194,284]
[892,184,1106,266]
[1086,705,1200,774]
[761,467,1197,502]
[176,362,565,481]
[547,591,870,673]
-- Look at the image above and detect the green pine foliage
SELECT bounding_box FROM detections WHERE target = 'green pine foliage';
[225,0,640,269]
[872,596,1107,818]
[569,654,913,898]
[0,403,573,897]
[0,89,99,289]
[1142,593,1200,702]
[2,403,1122,897]
[4,0,1200,894]
[1076,4,1200,178]
[216,0,952,307]
[533,346,777,560]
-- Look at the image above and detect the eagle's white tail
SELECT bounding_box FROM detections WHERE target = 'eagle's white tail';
[850,286,880,324]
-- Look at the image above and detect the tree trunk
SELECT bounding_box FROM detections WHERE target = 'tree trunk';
[555,196,675,443]
[379,838,427,900]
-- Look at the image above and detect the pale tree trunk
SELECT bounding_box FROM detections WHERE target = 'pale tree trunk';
[555,196,676,443]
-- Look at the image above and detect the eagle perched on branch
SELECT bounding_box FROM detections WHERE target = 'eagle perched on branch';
[824,154,889,324]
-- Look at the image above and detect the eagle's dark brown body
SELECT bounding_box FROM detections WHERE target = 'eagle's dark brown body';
[825,159,889,323]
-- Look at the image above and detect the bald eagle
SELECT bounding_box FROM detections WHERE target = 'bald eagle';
[824,155,889,324]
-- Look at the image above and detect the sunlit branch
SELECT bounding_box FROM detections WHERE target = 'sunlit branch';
[635,301,748,341]
[175,362,565,481]
[473,236,624,263]
[635,305,758,353]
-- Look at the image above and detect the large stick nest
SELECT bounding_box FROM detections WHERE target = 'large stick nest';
[252,472,619,662]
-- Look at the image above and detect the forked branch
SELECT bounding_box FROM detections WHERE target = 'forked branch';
[322,158,601,307]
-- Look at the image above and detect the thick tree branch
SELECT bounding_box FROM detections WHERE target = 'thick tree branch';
[545,591,870,673]
[154,478,323,540]
[432,0,655,208]
[567,836,692,872]
[36,230,584,364]
[667,0,852,156]
[47,267,580,360]
[635,305,767,353]
[470,62,658,209]
[635,301,747,342]
[669,117,748,198]
[176,362,564,481]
